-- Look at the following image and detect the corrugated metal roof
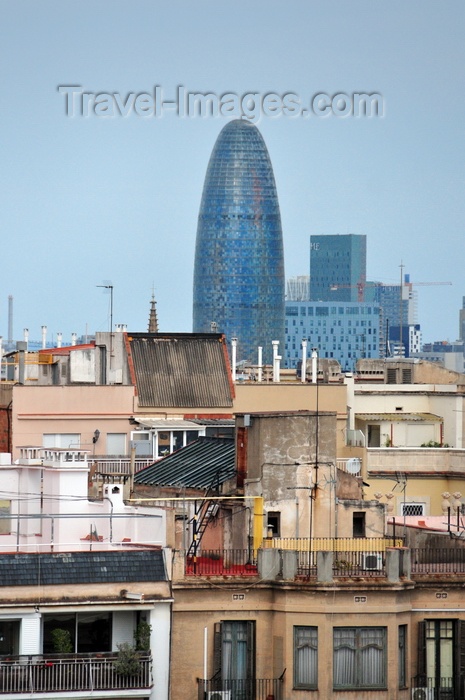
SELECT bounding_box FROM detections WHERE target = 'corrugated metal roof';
[0,550,166,587]
[128,333,233,408]
[356,412,442,422]
[135,437,235,489]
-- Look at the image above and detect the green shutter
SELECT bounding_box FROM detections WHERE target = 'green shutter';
[417,621,426,679]
[213,622,222,678]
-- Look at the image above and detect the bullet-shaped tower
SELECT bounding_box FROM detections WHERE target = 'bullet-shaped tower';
[193,119,285,365]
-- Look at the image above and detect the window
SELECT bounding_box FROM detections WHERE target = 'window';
[401,503,425,516]
[0,620,20,655]
[333,627,387,689]
[213,621,255,693]
[353,512,366,538]
[0,500,11,535]
[43,433,80,449]
[417,619,464,695]
[294,626,318,689]
[43,612,112,654]
[106,433,126,455]
[267,512,280,537]
[398,625,407,688]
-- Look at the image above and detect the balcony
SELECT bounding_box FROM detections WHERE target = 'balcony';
[0,652,152,696]
[412,676,461,700]
[197,677,283,700]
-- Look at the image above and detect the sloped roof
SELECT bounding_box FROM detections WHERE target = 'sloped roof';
[0,550,166,587]
[135,437,236,490]
[127,333,234,408]
[356,412,442,422]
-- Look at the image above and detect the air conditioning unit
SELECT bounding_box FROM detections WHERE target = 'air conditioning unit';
[361,553,383,571]
[411,687,434,700]
[207,692,231,700]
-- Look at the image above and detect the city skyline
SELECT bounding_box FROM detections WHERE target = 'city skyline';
[2,1,464,345]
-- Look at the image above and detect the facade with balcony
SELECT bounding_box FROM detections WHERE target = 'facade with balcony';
[0,448,172,700]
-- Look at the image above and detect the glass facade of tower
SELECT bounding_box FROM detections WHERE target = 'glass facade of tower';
[285,301,381,371]
[310,234,366,302]
[193,120,285,365]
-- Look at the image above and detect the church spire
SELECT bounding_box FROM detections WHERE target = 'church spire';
[148,288,159,333]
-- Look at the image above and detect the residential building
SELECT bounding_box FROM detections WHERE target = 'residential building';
[0,446,172,700]
[192,119,285,365]
[310,233,366,302]
[165,410,465,700]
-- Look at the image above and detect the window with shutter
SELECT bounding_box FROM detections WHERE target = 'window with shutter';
[212,621,255,700]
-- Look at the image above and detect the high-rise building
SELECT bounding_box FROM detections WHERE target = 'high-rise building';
[310,234,366,302]
[193,119,285,365]
[286,275,310,302]
[285,300,381,371]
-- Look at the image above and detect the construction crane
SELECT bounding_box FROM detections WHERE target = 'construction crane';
[330,279,452,303]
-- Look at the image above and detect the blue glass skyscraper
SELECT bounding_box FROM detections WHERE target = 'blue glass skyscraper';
[193,119,285,365]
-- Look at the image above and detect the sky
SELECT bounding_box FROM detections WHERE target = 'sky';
[1,1,464,347]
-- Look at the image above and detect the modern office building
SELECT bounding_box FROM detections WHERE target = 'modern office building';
[310,234,366,302]
[193,119,285,365]
[285,300,381,371]
[367,274,418,357]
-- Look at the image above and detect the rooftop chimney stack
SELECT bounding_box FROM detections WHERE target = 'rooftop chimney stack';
[41,326,47,350]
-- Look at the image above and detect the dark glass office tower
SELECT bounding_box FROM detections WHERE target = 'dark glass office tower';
[193,119,285,365]
[310,234,366,302]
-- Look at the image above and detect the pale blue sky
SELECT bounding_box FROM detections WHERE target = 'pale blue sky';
[1,1,464,345]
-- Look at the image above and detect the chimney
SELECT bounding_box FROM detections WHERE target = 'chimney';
[272,340,281,382]
[23,328,29,350]
[71,333,77,346]
[57,332,62,348]
[311,347,318,384]
[231,338,237,382]
[257,346,263,382]
[41,325,47,350]
[301,339,308,382]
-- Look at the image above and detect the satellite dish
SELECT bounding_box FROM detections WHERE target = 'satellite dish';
[346,458,361,475]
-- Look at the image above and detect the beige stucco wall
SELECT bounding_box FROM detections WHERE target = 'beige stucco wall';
[172,574,457,700]
[11,384,136,459]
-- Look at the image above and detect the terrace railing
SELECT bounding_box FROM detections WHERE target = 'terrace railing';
[197,676,283,700]
[0,652,152,694]
[411,547,465,575]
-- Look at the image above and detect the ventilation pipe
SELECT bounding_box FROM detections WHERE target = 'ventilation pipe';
[17,341,26,385]
[41,325,47,350]
[311,347,318,384]
[257,346,263,382]
[301,339,308,382]
[57,332,62,348]
[272,340,281,383]
[231,338,237,382]
[71,333,77,346]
